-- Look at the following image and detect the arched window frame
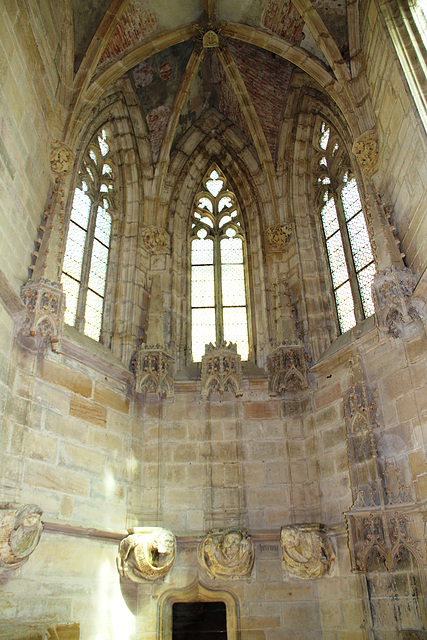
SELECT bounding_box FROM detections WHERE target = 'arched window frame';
[61,126,117,343]
[313,119,376,334]
[188,165,252,362]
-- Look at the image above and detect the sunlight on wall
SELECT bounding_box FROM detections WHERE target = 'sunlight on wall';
[92,559,135,640]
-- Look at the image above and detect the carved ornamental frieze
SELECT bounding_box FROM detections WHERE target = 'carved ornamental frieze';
[267,343,308,395]
[117,527,176,582]
[280,524,335,579]
[17,279,64,351]
[140,227,170,254]
[266,223,292,251]
[352,128,378,177]
[133,344,174,398]
[50,142,74,174]
[372,266,420,337]
[201,342,243,398]
[199,529,254,579]
[0,503,43,572]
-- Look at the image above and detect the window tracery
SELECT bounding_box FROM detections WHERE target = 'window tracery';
[314,121,376,333]
[61,127,115,341]
[190,166,250,362]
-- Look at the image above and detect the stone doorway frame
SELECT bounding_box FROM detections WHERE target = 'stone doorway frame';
[157,579,240,640]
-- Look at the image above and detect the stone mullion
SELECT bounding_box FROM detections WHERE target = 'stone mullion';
[214,199,224,347]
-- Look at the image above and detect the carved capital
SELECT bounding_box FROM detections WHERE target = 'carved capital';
[0,503,43,572]
[50,142,74,174]
[372,266,420,337]
[117,527,176,582]
[352,128,378,177]
[199,528,254,579]
[133,344,174,398]
[140,226,170,254]
[17,279,64,352]
[266,223,292,251]
[281,523,335,579]
[267,342,308,395]
[201,342,243,398]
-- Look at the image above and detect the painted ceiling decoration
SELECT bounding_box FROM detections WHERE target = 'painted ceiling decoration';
[69,0,373,172]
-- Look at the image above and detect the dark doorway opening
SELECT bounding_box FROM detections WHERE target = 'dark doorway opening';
[172,601,227,639]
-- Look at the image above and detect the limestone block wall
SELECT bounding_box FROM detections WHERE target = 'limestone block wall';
[0,1,69,290]
[362,0,427,275]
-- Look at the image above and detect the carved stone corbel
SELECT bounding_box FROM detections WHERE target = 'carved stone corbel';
[352,128,378,177]
[199,528,254,579]
[0,503,43,572]
[280,523,335,579]
[266,223,292,251]
[140,227,170,254]
[372,266,420,337]
[17,279,64,352]
[50,142,74,175]
[117,527,176,582]
[133,345,174,398]
[201,342,243,398]
[267,342,308,395]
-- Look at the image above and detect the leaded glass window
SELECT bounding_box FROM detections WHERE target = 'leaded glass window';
[61,127,114,341]
[190,167,250,361]
[315,121,376,333]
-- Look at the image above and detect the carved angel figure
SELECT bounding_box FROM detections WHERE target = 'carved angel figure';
[0,503,43,570]
[281,524,334,579]
[199,528,254,579]
[116,527,176,582]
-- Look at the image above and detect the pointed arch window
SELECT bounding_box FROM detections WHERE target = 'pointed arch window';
[190,167,250,362]
[315,121,376,333]
[61,127,114,341]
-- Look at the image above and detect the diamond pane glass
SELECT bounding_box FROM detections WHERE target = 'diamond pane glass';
[219,196,232,212]
[198,197,213,212]
[347,212,374,271]
[200,216,213,228]
[102,163,112,176]
[223,307,249,360]
[191,265,215,307]
[191,237,213,265]
[206,170,223,197]
[219,215,232,228]
[98,130,109,156]
[222,264,245,306]
[95,207,111,247]
[220,237,243,264]
[70,186,91,229]
[89,149,97,165]
[192,307,216,361]
[62,274,80,326]
[357,263,376,317]
[334,281,356,333]
[321,198,339,238]
[62,222,86,281]
[88,239,109,296]
[84,290,103,340]
[319,123,330,150]
[326,232,349,288]
[341,178,362,221]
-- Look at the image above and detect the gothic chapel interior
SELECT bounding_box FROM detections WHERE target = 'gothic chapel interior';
[1,0,427,638]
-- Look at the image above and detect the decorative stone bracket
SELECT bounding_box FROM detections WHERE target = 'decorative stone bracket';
[267,342,308,395]
[199,528,254,579]
[266,223,292,252]
[0,503,43,573]
[352,127,378,178]
[280,523,335,579]
[201,342,243,398]
[133,344,174,398]
[16,279,64,352]
[140,227,170,254]
[117,527,176,582]
[372,266,421,337]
